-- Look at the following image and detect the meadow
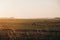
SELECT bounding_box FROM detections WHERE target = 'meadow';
[0,18,60,40]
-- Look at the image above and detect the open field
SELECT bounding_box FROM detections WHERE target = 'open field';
[0,18,60,40]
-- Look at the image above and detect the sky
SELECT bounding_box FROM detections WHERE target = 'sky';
[0,0,60,18]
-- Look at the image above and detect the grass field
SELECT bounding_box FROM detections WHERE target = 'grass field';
[0,18,60,40]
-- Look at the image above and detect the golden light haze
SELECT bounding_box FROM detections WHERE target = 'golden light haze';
[0,0,60,18]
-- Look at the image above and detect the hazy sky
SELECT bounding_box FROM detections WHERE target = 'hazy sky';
[0,0,60,18]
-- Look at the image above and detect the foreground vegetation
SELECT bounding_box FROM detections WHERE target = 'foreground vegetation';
[0,18,60,40]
